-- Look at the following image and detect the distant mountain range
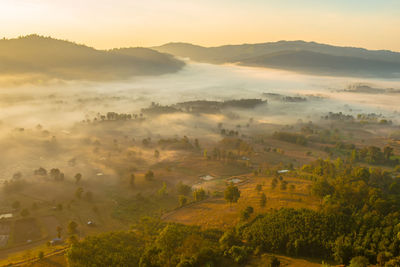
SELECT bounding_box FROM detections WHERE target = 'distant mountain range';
[0,35,184,81]
[2,36,399,82]
[153,41,400,78]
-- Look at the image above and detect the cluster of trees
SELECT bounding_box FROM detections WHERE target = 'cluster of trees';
[350,146,398,166]
[67,216,281,267]
[220,128,240,137]
[272,131,307,145]
[99,112,140,121]
[158,136,199,150]
[141,102,180,115]
[322,112,392,125]
[203,138,254,164]
[297,157,400,265]
[67,218,227,267]
[322,112,354,121]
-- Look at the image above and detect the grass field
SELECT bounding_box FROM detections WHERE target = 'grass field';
[163,174,320,229]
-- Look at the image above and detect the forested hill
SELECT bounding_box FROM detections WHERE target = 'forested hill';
[0,35,185,81]
[153,41,400,78]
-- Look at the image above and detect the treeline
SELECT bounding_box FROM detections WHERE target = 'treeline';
[67,218,227,267]
[272,131,307,145]
[350,146,398,166]
[204,138,254,161]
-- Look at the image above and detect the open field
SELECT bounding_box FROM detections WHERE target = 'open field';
[163,174,319,229]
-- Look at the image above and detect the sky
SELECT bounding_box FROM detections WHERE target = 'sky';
[1,0,399,51]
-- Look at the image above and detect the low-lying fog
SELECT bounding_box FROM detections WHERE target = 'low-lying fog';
[0,61,399,180]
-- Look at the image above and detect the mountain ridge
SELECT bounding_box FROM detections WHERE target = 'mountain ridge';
[153,41,400,77]
[0,34,185,82]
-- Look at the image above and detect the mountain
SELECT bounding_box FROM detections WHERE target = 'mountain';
[153,41,400,78]
[0,35,185,81]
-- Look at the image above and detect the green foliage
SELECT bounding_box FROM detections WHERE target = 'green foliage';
[242,208,352,258]
[179,195,188,207]
[268,256,280,267]
[75,173,82,184]
[273,131,307,145]
[260,192,267,207]
[224,183,240,205]
[38,251,44,260]
[193,188,207,202]
[256,184,262,192]
[311,178,333,198]
[176,181,192,196]
[271,178,278,190]
[225,245,249,264]
[67,231,146,267]
[145,170,155,181]
[75,187,84,199]
[280,180,288,191]
[158,182,168,197]
[241,206,254,221]
[350,146,398,166]
[349,256,369,267]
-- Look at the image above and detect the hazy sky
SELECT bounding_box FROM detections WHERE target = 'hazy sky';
[1,0,399,51]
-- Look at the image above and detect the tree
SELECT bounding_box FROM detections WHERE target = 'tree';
[260,192,267,208]
[38,251,44,261]
[75,187,84,199]
[268,256,280,267]
[56,226,63,238]
[74,173,82,184]
[333,235,353,265]
[154,150,160,158]
[289,184,295,194]
[227,245,249,264]
[311,178,333,198]
[224,183,241,206]
[156,224,188,266]
[68,221,78,234]
[145,170,154,181]
[21,208,30,217]
[193,188,206,202]
[34,167,47,176]
[271,178,278,190]
[203,149,208,159]
[158,182,167,197]
[50,168,64,181]
[280,180,288,191]
[349,256,369,267]
[255,184,262,192]
[241,206,254,220]
[384,146,394,161]
[176,181,191,196]
[377,252,392,267]
[178,195,188,207]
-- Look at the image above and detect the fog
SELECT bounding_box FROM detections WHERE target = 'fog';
[0,61,400,181]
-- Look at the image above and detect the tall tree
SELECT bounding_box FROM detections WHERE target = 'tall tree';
[224,183,241,206]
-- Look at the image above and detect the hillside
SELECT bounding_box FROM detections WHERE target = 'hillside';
[153,41,400,78]
[0,35,185,81]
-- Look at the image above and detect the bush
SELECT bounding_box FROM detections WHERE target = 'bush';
[349,256,369,267]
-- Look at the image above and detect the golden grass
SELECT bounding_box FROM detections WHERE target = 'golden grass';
[163,175,320,229]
